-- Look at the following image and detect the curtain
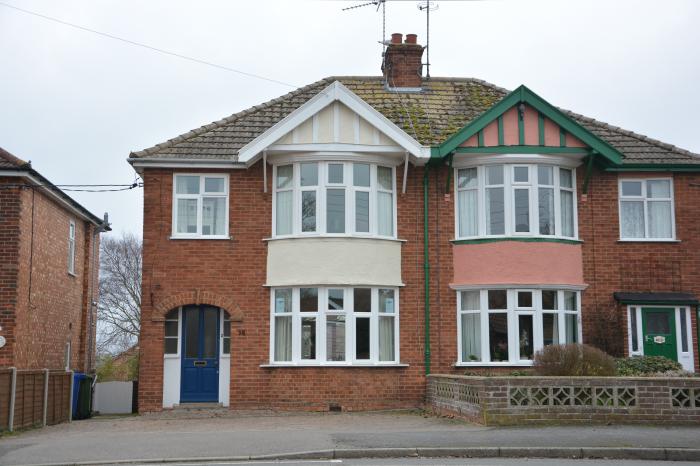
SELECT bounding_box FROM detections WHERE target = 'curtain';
[458,190,478,237]
[460,290,480,311]
[620,200,644,238]
[379,316,395,361]
[538,187,555,235]
[461,313,481,362]
[565,314,578,344]
[202,197,225,236]
[647,201,672,238]
[276,190,292,235]
[177,198,197,234]
[378,191,393,236]
[274,316,292,361]
[355,191,369,232]
[560,190,574,237]
[486,187,504,235]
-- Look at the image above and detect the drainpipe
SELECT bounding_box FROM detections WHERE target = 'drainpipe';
[423,163,431,375]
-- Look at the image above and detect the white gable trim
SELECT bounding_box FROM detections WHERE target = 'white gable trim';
[237,81,429,165]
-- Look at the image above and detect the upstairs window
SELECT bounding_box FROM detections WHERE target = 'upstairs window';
[456,164,577,239]
[619,178,675,240]
[68,220,76,274]
[273,162,396,238]
[172,174,229,239]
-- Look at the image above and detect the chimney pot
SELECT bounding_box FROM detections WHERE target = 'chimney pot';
[382,34,424,89]
[405,34,417,44]
[391,33,403,44]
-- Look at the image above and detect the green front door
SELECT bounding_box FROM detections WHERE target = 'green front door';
[641,308,677,361]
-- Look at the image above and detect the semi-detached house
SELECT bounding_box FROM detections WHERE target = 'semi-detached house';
[129,34,699,412]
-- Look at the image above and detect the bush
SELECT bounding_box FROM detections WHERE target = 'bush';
[616,356,683,376]
[533,344,617,376]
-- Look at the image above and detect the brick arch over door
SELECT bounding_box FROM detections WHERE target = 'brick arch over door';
[153,290,244,321]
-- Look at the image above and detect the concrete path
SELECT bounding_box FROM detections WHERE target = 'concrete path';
[0,410,699,465]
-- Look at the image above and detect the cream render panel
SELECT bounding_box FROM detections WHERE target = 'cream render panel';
[266,237,402,287]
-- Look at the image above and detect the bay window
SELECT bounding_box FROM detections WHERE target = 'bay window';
[270,286,399,365]
[456,164,577,239]
[457,288,581,365]
[619,178,675,240]
[273,162,396,238]
[172,174,229,238]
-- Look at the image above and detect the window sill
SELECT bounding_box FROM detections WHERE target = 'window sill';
[260,363,409,368]
[263,235,406,243]
[451,237,582,245]
[617,239,680,243]
[454,362,534,367]
[170,235,232,240]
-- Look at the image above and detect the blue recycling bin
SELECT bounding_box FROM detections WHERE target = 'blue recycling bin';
[72,372,93,420]
[72,372,85,416]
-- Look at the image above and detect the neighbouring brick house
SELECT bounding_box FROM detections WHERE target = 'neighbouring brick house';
[129,34,699,413]
[0,148,110,372]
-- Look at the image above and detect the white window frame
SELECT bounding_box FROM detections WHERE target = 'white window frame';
[272,162,397,239]
[454,164,578,241]
[618,177,676,241]
[268,286,400,366]
[164,308,181,358]
[171,173,230,239]
[68,220,76,275]
[456,288,582,366]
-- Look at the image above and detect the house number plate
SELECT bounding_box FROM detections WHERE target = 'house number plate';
[653,336,666,344]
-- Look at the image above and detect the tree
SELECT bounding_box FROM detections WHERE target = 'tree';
[97,232,142,355]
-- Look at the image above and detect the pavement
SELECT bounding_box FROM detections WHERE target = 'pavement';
[1,410,700,465]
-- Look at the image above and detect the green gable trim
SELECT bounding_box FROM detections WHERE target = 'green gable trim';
[498,115,504,145]
[559,127,566,147]
[518,107,525,145]
[605,164,700,172]
[452,237,582,245]
[434,85,624,165]
[454,146,590,155]
[478,130,484,147]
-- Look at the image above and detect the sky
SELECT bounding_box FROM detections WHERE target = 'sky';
[1,0,698,236]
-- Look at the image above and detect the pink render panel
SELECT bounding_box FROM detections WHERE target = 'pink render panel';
[543,117,560,146]
[460,134,478,147]
[502,107,519,145]
[483,120,499,146]
[452,241,585,286]
[566,133,586,147]
[523,105,539,146]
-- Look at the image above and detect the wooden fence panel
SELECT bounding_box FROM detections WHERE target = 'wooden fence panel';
[13,371,44,429]
[0,369,11,430]
[46,371,71,425]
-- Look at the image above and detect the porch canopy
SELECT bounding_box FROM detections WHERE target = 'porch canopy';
[613,292,699,306]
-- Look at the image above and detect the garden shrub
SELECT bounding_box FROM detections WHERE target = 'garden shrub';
[616,355,682,376]
[533,344,617,376]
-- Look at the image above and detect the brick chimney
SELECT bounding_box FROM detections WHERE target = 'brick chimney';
[382,33,425,89]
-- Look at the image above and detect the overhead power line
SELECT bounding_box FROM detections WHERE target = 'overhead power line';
[0,1,298,88]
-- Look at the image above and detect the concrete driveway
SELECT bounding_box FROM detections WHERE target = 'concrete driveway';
[1,410,699,465]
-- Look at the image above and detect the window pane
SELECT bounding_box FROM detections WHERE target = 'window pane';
[542,290,558,310]
[458,168,477,189]
[538,187,555,235]
[165,321,178,337]
[513,166,529,183]
[274,316,292,361]
[202,307,218,358]
[301,317,317,359]
[326,189,345,233]
[354,288,371,312]
[276,165,293,189]
[223,320,231,337]
[355,191,369,233]
[176,175,200,194]
[538,166,553,185]
[647,201,672,238]
[204,177,225,193]
[377,166,392,191]
[489,313,509,362]
[355,317,370,359]
[301,191,317,232]
[621,181,642,197]
[164,338,178,354]
[630,309,638,352]
[486,165,503,185]
[514,189,530,233]
[680,310,688,352]
[379,289,395,313]
[326,315,346,361]
[223,338,230,354]
[328,289,344,311]
[488,290,507,310]
[274,289,292,313]
[461,313,481,362]
[517,291,532,308]
[202,197,226,236]
[461,290,480,311]
[300,288,318,312]
[276,190,293,235]
[486,187,505,235]
[543,313,559,346]
[518,314,534,360]
[379,316,395,361]
[564,314,578,343]
[560,168,573,189]
[353,163,370,187]
[560,190,574,237]
[645,311,671,334]
[176,199,198,234]
[621,201,644,238]
[458,189,478,237]
[378,191,393,236]
[328,164,344,184]
[647,180,670,199]
[300,163,318,186]
[563,291,577,311]
[184,308,199,359]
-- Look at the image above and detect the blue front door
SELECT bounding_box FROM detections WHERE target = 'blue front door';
[181,305,219,403]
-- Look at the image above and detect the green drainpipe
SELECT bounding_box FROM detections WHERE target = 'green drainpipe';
[423,163,431,375]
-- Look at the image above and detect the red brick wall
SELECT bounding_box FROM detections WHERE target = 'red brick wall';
[0,181,22,366]
[0,178,98,372]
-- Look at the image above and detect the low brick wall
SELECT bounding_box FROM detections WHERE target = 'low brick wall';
[427,374,700,425]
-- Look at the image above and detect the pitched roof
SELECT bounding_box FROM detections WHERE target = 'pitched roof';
[129,76,700,166]
[0,147,30,168]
